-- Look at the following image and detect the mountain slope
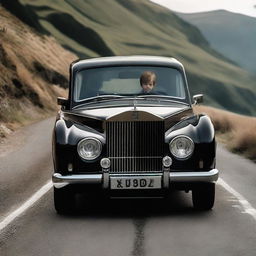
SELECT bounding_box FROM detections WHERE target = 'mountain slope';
[0,6,77,136]
[2,0,256,115]
[177,10,256,73]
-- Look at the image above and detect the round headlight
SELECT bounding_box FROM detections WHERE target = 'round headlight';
[100,158,111,169]
[77,138,102,160]
[162,156,173,168]
[169,136,194,160]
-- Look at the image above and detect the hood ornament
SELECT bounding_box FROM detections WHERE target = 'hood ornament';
[132,97,139,120]
[133,97,137,111]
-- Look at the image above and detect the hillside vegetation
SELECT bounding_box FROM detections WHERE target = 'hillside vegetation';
[178,10,256,73]
[0,6,77,137]
[2,0,256,115]
[0,2,255,161]
[195,106,256,162]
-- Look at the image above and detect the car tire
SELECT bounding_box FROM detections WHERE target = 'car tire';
[54,186,76,214]
[192,183,215,210]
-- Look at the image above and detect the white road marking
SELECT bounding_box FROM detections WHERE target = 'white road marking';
[218,178,256,221]
[0,180,52,232]
[1,177,256,233]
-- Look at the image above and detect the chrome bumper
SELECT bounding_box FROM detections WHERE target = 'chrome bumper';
[52,169,219,188]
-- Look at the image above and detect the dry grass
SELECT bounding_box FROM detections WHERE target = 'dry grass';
[0,7,76,138]
[194,105,256,161]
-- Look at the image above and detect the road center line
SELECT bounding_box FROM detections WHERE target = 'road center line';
[218,178,256,221]
[0,180,52,232]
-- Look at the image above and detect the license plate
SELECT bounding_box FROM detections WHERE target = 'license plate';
[110,176,162,190]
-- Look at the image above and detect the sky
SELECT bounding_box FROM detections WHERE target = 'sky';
[150,0,256,18]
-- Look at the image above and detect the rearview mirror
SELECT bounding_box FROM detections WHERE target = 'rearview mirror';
[193,94,203,105]
[57,97,69,109]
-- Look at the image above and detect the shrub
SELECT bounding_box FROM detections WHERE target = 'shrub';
[194,105,256,162]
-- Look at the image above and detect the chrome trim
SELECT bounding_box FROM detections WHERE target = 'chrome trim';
[169,169,219,182]
[52,173,102,188]
[100,158,111,169]
[107,120,164,173]
[77,137,102,161]
[106,110,164,121]
[162,156,172,168]
[52,169,219,188]
[163,167,170,189]
[102,169,110,189]
[110,173,162,177]
[169,135,194,160]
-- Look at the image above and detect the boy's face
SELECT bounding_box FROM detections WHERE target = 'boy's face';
[142,79,155,93]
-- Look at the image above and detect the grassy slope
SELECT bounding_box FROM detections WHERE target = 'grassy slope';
[0,6,77,137]
[1,1,255,160]
[178,10,256,73]
[13,0,256,115]
[194,105,256,162]
[2,0,256,116]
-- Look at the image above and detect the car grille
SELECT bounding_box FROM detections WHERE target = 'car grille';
[106,121,164,173]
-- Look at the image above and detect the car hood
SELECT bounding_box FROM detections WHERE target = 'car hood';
[73,105,191,119]
[62,104,194,132]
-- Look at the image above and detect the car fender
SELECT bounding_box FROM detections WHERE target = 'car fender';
[165,114,215,144]
[54,118,105,146]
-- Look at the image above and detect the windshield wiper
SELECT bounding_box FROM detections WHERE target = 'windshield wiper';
[137,95,174,99]
[80,95,125,103]
[73,95,127,109]
[137,95,189,105]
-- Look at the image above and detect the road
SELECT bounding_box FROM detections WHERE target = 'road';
[0,117,256,256]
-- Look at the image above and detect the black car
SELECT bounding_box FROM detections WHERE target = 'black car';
[52,56,219,214]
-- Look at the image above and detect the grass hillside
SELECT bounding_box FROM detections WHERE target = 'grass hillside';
[178,10,256,73]
[194,105,256,162]
[0,6,77,138]
[2,0,256,116]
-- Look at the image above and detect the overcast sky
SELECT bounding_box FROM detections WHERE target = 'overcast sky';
[150,0,256,17]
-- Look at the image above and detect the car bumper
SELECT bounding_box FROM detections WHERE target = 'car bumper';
[52,169,219,188]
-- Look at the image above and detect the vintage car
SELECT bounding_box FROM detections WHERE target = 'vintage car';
[52,55,219,214]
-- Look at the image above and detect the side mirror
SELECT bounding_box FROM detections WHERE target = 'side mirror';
[57,97,69,109]
[193,94,203,105]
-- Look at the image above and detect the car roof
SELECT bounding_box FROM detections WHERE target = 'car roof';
[72,55,184,71]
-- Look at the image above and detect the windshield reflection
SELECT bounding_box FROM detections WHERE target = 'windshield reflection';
[74,66,187,103]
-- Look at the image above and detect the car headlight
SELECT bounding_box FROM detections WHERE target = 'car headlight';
[169,135,194,160]
[77,138,102,160]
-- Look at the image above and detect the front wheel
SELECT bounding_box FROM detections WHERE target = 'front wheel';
[192,183,215,210]
[54,186,76,214]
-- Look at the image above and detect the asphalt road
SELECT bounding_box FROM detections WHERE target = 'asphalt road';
[0,117,256,256]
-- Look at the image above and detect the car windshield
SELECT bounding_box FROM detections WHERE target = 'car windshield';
[73,66,187,102]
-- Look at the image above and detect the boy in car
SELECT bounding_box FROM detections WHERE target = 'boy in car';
[140,71,156,94]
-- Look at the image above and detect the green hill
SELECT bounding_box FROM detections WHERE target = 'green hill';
[2,0,256,115]
[177,10,256,73]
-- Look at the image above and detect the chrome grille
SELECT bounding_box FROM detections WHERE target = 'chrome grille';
[106,121,164,173]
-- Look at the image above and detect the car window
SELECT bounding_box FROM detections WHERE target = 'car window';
[101,78,140,94]
[74,66,186,102]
